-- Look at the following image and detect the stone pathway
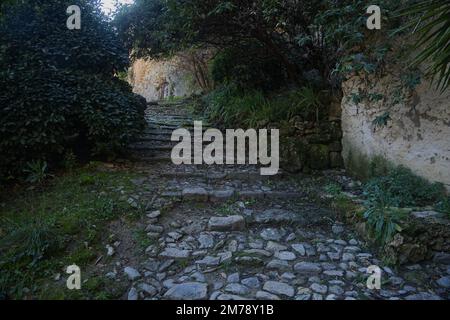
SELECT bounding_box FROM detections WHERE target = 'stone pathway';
[113,101,450,300]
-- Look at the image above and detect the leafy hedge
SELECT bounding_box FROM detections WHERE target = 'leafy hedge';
[0,0,147,180]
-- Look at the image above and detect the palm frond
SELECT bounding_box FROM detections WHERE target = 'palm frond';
[400,0,450,90]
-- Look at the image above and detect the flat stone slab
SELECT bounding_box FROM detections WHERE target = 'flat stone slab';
[253,209,301,225]
[411,211,442,219]
[208,215,246,231]
[209,189,235,202]
[160,248,192,259]
[263,281,295,297]
[182,187,209,201]
[164,282,208,300]
[294,262,322,274]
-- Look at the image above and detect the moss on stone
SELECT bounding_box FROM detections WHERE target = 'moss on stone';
[307,144,330,170]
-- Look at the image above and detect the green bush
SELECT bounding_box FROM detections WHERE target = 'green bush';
[203,84,326,129]
[0,0,147,180]
[364,166,446,207]
[363,185,407,245]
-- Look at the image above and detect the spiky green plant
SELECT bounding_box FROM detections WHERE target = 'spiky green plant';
[404,0,450,90]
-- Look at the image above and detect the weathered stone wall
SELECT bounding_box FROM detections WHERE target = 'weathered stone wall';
[128,56,202,102]
[280,101,344,172]
[341,71,450,190]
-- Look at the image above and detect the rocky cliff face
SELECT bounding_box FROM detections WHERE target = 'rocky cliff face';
[341,71,450,190]
[128,56,198,102]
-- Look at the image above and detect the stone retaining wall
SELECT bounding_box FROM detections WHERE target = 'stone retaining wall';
[341,71,450,190]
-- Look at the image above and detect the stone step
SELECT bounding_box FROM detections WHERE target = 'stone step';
[129,143,173,151]
[138,135,173,142]
[159,171,285,181]
[160,188,304,202]
[134,152,278,166]
[143,128,211,136]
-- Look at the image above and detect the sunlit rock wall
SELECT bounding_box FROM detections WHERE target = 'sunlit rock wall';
[128,56,201,102]
[341,71,450,190]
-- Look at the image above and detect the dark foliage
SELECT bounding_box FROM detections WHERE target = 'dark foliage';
[0,0,147,180]
[364,166,446,207]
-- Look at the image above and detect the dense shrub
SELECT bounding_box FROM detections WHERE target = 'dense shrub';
[203,84,326,129]
[363,166,446,208]
[0,0,147,180]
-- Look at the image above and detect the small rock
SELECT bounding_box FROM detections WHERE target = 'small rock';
[228,240,238,252]
[168,232,182,241]
[191,271,206,283]
[310,283,328,294]
[224,283,250,295]
[294,262,322,274]
[324,270,344,277]
[147,210,161,219]
[296,294,311,300]
[286,233,296,242]
[145,245,159,256]
[329,285,344,295]
[217,294,250,300]
[218,251,233,263]
[332,224,344,234]
[256,291,281,300]
[124,267,141,281]
[291,244,306,256]
[146,224,164,233]
[195,256,221,266]
[275,251,296,261]
[327,252,341,261]
[263,281,295,297]
[260,228,284,241]
[160,248,191,259]
[334,240,347,246]
[434,252,450,264]
[182,187,208,201]
[266,241,288,252]
[158,259,174,272]
[127,287,138,300]
[208,216,246,231]
[164,282,208,300]
[436,276,450,288]
[389,276,404,286]
[106,245,115,257]
[139,283,157,296]
[266,259,291,271]
[405,292,442,300]
[342,253,355,262]
[227,272,240,283]
[281,272,296,280]
[147,232,160,239]
[241,277,260,289]
[411,210,440,218]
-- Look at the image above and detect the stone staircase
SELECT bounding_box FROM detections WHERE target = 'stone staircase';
[130,102,303,203]
[119,100,450,301]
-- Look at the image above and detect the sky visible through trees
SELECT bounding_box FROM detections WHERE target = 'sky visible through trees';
[101,0,134,14]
